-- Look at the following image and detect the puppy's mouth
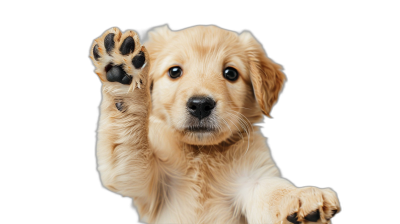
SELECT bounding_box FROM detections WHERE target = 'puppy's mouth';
[180,115,229,145]
[185,126,216,133]
[183,116,218,134]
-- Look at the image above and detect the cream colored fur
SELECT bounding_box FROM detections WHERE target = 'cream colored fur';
[90,26,340,224]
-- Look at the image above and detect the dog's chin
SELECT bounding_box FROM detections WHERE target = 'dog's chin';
[180,126,228,145]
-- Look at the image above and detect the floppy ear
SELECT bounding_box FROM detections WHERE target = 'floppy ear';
[240,31,286,118]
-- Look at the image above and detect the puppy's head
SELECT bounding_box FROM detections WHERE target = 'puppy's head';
[145,25,285,145]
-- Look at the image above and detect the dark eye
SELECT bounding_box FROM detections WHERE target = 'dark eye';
[168,66,183,79]
[223,67,239,81]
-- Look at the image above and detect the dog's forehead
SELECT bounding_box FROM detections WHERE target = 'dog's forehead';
[151,26,250,82]
[174,28,242,57]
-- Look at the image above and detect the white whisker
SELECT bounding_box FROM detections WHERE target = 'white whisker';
[226,110,254,155]
[224,115,245,143]
[217,114,233,136]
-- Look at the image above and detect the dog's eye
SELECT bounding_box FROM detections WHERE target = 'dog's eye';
[168,66,183,79]
[223,67,239,81]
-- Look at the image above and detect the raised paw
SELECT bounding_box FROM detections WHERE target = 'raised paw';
[90,28,149,88]
[278,187,340,224]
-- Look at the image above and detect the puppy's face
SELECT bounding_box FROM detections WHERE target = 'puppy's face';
[145,26,285,145]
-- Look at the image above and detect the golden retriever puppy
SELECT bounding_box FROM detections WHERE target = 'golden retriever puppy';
[90,25,340,224]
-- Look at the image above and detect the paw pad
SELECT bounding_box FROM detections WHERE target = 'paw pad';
[104,33,115,55]
[106,65,132,85]
[120,36,135,55]
[93,44,100,61]
[287,213,300,224]
[132,51,145,69]
[90,28,148,87]
[304,210,320,222]
[286,209,336,223]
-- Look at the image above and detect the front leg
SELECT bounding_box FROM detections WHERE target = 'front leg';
[90,28,155,199]
[242,177,340,224]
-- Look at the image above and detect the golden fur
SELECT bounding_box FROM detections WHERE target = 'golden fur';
[90,25,340,224]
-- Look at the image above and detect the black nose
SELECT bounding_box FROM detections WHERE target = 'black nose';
[187,97,216,120]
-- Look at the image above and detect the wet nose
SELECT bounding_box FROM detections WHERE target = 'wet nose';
[186,97,216,120]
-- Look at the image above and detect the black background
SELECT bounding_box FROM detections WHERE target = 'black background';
[29,5,376,223]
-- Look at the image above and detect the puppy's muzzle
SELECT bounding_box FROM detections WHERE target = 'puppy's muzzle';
[186,96,216,120]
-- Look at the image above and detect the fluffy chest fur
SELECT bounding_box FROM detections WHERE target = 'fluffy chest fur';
[150,147,243,223]
[139,117,279,223]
